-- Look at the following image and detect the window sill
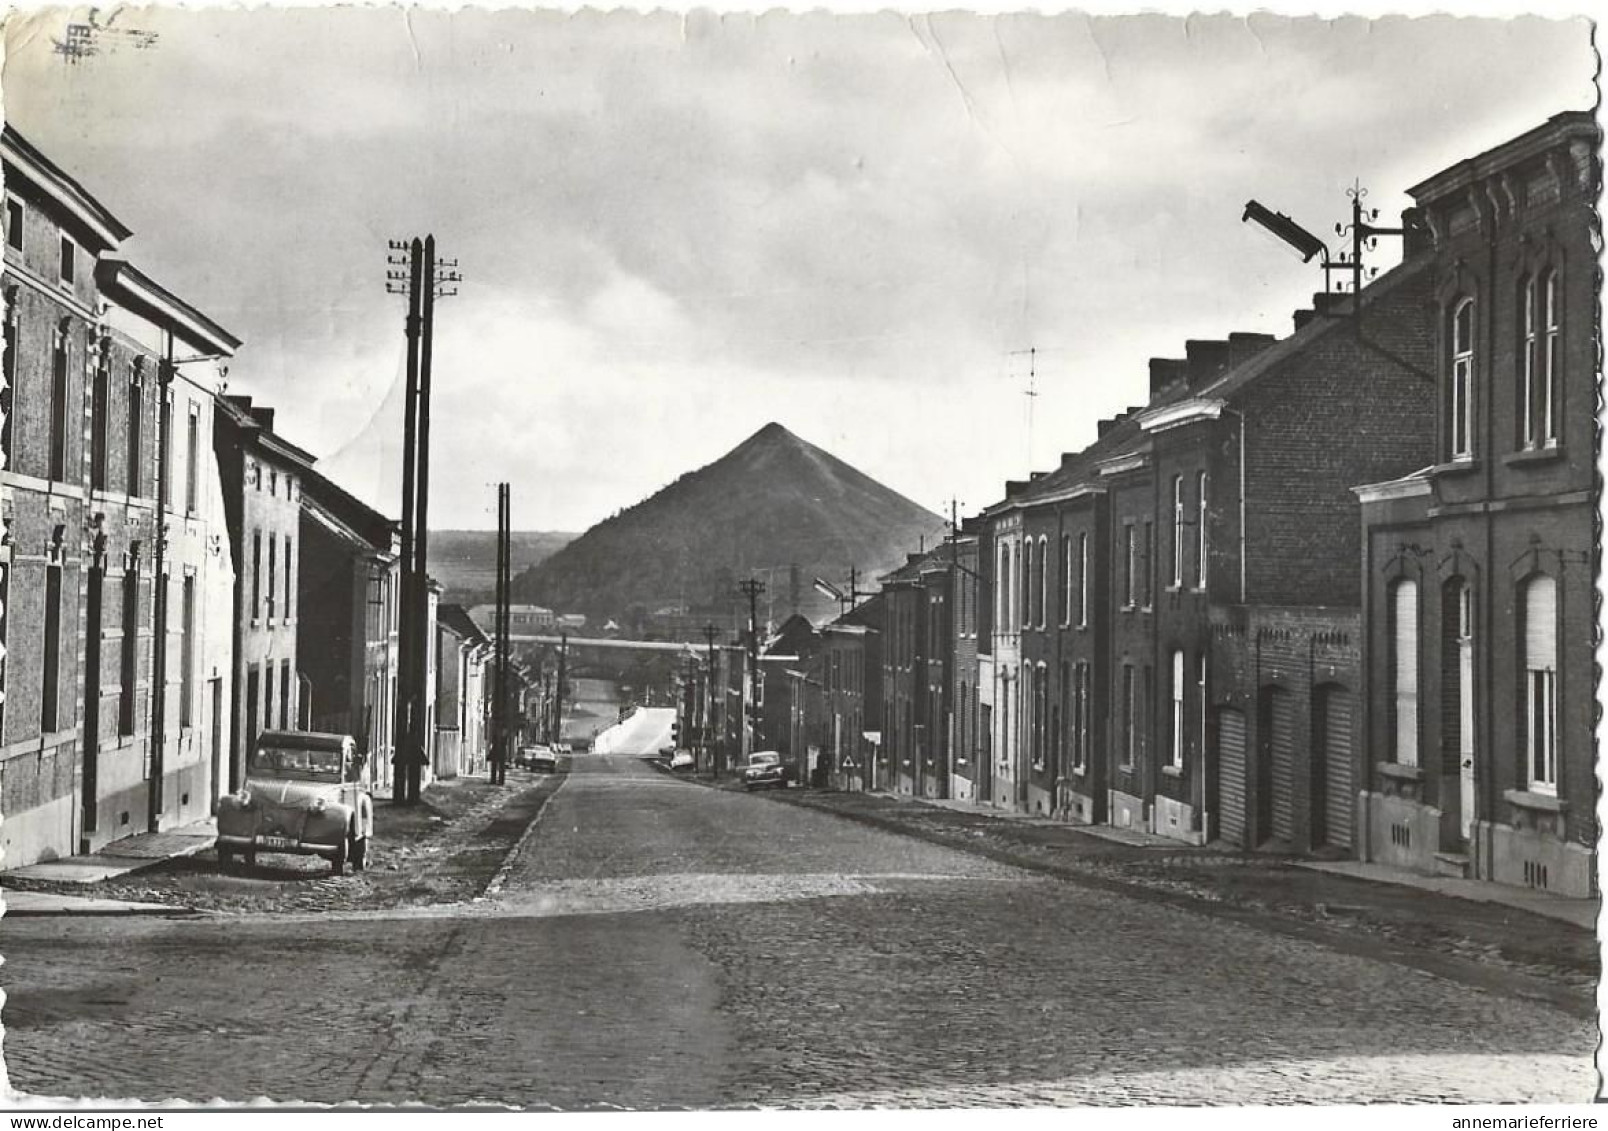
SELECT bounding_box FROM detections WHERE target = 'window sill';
[1431,458,1480,478]
[1072,765,1087,778]
[1504,788,1565,814]
[1377,761,1425,783]
[1118,763,1135,775]
[1161,764,1183,778]
[1504,446,1565,469]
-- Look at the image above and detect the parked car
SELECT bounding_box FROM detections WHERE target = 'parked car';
[742,750,791,791]
[668,749,696,773]
[518,745,559,773]
[216,730,374,875]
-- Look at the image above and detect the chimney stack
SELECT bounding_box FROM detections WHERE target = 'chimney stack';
[1148,358,1188,397]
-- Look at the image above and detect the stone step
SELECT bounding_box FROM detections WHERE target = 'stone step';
[1433,850,1471,879]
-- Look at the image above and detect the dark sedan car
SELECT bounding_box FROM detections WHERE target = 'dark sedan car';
[742,751,790,791]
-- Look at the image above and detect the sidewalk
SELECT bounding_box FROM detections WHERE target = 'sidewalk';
[2,890,202,916]
[2,817,217,885]
[1296,858,1597,930]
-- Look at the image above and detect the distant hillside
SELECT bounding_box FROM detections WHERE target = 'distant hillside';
[428,531,577,601]
[511,422,947,630]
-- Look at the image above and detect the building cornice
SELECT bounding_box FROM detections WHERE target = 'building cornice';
[1,128,132,249]
[97,257,241,357]
[1137,398,1226,434]
[1352,470,1433,504]
[1096,451,1150,478]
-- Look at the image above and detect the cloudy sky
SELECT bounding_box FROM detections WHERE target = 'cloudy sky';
[2,7,1594,531]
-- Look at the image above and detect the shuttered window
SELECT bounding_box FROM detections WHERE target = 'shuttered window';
[1391,578,1420,766]
[1523,575,1558,793]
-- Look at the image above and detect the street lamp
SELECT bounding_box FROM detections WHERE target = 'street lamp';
[1242,185,1407,308]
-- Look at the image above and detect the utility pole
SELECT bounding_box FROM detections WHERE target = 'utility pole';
[387,238,423,804]
[553,631,568,750]
[385,235,460,804]
[738,578,765,760]
[702,623,719,776]
[491,482,510,785]
[147,336,174,832]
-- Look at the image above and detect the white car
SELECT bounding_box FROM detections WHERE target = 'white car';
[669,749,696,772]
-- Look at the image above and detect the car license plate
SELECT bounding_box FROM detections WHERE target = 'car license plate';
[258,835,295,850]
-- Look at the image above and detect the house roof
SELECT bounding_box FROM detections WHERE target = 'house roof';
[215,394,318,471]
[299,463,397,553]
[96,257,241,357]
[1407,109,1599,205]
[1,124,133,249]
[438,603,490,646]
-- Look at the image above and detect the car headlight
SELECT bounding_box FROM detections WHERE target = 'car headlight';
[313,798,328,813]
[234,788,253,807]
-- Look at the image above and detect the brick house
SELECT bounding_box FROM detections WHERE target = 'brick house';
[297,464,401,792]
[819,591,883,791]
[1,126,238,867]
[212,395,314,793]
[880,551,944,797]
[915,553,952,799]
[1355,111,1599,898]
[435,603,490,780]
[946,521,984,803]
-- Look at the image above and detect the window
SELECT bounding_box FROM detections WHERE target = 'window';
[1390,578,1420,766]
[1020,540,1032,629]
[1121,665,1138,768]
[997,542,1010,627]
[265,663,275,736]
[1171,476,1185,587]
[251,529,262,618]
[270,469,278,498]
[281,659,293,728]
[1078,533,1089,628]
[90,346,110,491]
[185,405,200,513]
[1196,472,1209,590]
[1449,298,1475,460]
[1123,524,1137,607]
[120,556,139,735]
[1522,575,1558,793]
[48,322,68,481]
[180,575,196,728]
[246,667,260,754]
[1196,653,1208,770]
[1060,535,1073,626]
[2,288,17,464]
[127,363,144,496]
[1169,650,1185,768]
[41,563,62,733]
[1522,272,1560,450]
[58,234,76,287]
[1141,522,1154,609]
[158,387,172,508]
[283,535,293,619]
[1072,663,1090,772]
[5,197,22,252]
[1035,536,1047,628]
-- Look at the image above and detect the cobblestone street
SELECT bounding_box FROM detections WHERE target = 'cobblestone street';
[1,752,1595,1107]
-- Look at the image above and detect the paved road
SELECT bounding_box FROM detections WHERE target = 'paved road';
[0,751,1595,1107]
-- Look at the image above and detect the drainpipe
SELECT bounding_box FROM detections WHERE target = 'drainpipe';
[147,331,174,833]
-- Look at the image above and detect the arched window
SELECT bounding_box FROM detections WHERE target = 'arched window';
[1037,535,1048,628]
[1540,270,1560,447]
[1196,472,1209,590]
[1171,476,1185,587]
[1169,649,1186,768]
[998,542,1011,628]
[1060,534,1073,626]
[1449,298,1475,460]
[1078,532,1089,627]
[1389,577,1420,766]
[1522,575,1558,793]
[1020,539,1032,629]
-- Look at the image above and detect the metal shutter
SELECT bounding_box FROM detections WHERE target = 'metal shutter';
[1218,708,1247,846]
[1269,689,1297,843]
[1524,576,1556,669]
[1319,686,1354,850]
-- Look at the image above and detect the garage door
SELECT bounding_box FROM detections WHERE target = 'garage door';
[1217,708,1247,847]
[1317,685,1354,850]
[1267,688,1297,844]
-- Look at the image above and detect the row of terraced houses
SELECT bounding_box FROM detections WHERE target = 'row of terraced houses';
[0,126,515,870]
[738,112,1597,902]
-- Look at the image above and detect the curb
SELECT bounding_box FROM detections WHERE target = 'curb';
[1,903,207,918]
[476,775,569,901]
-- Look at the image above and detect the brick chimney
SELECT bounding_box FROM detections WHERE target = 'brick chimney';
[1227,331,1275,364]
[1400,206,1430,258]
[1147,358,1188,397]
[1184,339,1231,387]
[1313,291,1350,318]
[1096,417,1118,438]
[1292,308,1316,331]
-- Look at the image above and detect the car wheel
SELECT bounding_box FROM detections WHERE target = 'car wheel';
[331,837,348,876]
[350,834,368,872]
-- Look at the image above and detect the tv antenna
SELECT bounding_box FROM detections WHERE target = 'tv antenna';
[1008,346,1038,469]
